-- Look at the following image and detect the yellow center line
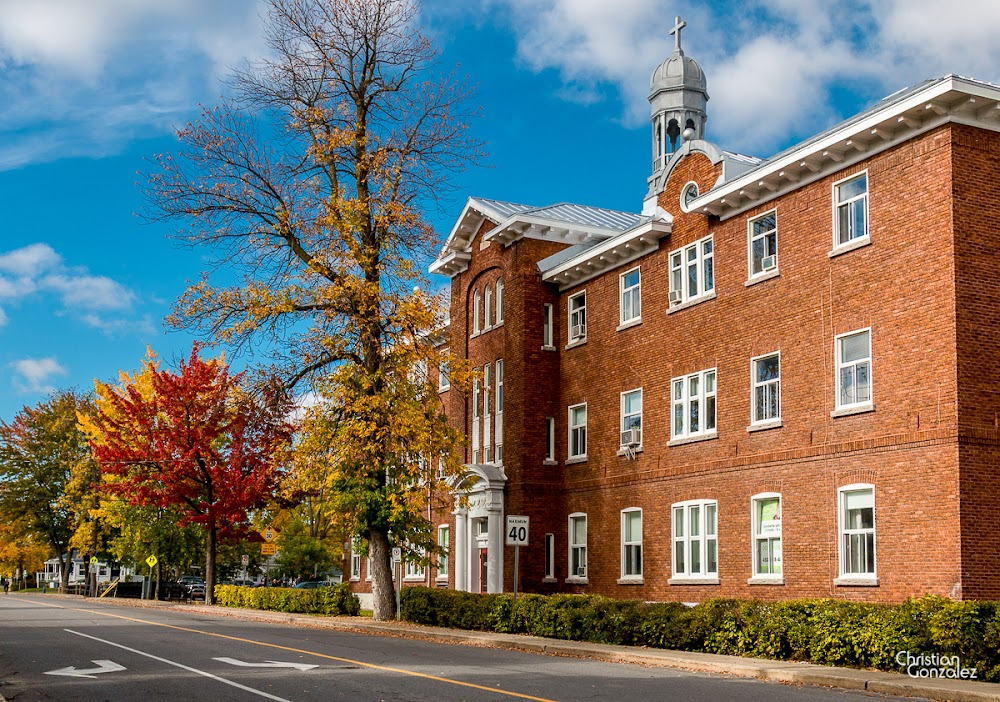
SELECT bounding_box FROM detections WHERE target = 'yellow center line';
[19,598,555,702]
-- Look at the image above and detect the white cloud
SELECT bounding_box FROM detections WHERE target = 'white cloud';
[11,357,68,394]
[0,0,268,169]
[0,243,140,330]
[482,0,1000,154]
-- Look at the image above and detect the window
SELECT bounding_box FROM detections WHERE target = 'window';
[621,508,643,579]
[669,235,714,307]
[840,485,876,578]
[473,289,481,333]
[545,417,555,461]
[495,359,503,414]
[542,303,554,347]
[672,500,718,579]
[620,388,642,447]
[749,211,777,276]
[836,329,871,409]
[496,279,504,324]
[437,526,450,579]
[472,377,480,419]
[752,494,782,577]
[350,540,362,581]
[484,284,492,329]
[620,268,641,324]
[404,545,425,579]
[483,364,491,416]
[568,403,587,459]
[834,172,868,246]
[671,369,717,440]
[544,533,555,579]
[438,353,450,392]
[751,353,780,424]
[569,513,587,579]
[568,291,586,343]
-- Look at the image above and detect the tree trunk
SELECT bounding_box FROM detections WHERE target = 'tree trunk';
[154,561,161,600]
[59,551,71,593]
[369,528,396,621]
[205,524,216,605]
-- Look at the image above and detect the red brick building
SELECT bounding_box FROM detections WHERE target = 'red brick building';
[352,19,1000,605]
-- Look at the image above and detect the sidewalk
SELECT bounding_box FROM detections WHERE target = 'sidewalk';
[40,595,1000,702]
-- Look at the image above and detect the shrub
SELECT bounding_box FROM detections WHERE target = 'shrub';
[214,583,360,616]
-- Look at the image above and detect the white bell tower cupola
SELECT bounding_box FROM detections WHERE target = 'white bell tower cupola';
[649,16,709,173]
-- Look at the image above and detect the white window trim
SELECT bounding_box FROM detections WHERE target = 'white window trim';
[836,483,878,585]
[833,328,873,414]
[620,387,643,451]
[472,289,481,334]
[750,352,781,428]
[567,512,588,583]
[495,279,504,325]
[350,540,362,582]
[404,546,426,581]
[542,303,555,349]
[484,284,492,330]
[568,403,587,461]
[668,234,714,309]
[670,368,717,443]
[438,350,450,392]
[619,507,643,582]
[544,533,556,582]
[495,359,503,415]
[831,170,870,252]
[669,499,719,583]
[567,291,587,347]
[749,492,783,583]
[437,525,450,581]
[747,209,778,281]
[619,267,642,327]
[544,417,556,463]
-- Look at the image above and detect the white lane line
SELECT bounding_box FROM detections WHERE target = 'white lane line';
[64,629,294,702]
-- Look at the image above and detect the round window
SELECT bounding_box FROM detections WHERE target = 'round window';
[682,181,699,209]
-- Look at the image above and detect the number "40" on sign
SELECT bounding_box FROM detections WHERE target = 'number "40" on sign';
[505,515,529,546]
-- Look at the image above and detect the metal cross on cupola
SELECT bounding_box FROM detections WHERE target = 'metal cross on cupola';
[670,15,686,53]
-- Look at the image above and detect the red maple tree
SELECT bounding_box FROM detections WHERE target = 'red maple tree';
[86,347,291,603]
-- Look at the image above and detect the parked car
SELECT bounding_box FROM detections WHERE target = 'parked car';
[178,575,206,600]
[292,580,328,589]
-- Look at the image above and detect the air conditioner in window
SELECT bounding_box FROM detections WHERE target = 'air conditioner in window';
[577,566,586,577]
[571,323,586,340]
[620,428,640,448]
[761,254,776,271]
[668,290,683,305]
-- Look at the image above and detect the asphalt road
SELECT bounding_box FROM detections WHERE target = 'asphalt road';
[0,594,920,702]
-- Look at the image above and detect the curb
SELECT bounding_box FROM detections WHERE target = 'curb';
[23,595,1000,702]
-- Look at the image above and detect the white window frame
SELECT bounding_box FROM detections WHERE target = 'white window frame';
[350,540,362,581]
[483,363,491,418]
[748,209,778,278]
[495,279,504,324]
[473,289,481,334]
[542,303,554,348]
[838,484,876,580]
[835,328,872,411]
[437,525,450,580]
[484,284,492,329]
[545,417,555,462]
[671,368,717,441]
[620,388,642,448]
[568,513,587,581]
[568,403,587,460]
[750,352,781,426]
[620,508,643,580]
[833,171,869,248]
[404,546,425,580]
[619,267,641,325]
[544,533,555,580]
[568,291,587,344]
[669,235,714,307]
[472,377,480,419]
[751,493,782,579]
[437,351,450,392]
[495,359,503,414]
[671,499,718,580]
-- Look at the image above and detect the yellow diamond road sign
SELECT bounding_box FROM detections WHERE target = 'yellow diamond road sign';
[90,556,98,565]
[145,555,158,568]
[262,526,278,542]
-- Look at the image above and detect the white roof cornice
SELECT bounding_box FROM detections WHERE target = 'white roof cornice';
[688,75,1000,221]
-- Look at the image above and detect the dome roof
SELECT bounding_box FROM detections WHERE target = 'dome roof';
[650,50,707,95]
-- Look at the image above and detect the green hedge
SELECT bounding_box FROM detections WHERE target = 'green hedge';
[399,589,1000,681]
[215,583,361,617]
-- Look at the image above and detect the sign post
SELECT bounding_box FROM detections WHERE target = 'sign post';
[505,515,529,601]
[391,547,402,620]
[144,555,157,600]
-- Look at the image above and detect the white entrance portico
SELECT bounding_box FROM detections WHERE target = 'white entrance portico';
[452,463,506,594]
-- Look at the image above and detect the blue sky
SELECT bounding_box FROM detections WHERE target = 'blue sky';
[2,0,999,422]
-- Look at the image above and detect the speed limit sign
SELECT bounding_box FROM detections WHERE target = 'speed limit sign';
[505,515,529,546]
[241,555,249,566]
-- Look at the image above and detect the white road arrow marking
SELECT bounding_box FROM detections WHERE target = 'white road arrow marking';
[45,659,126,678]
[213,657,318,671]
